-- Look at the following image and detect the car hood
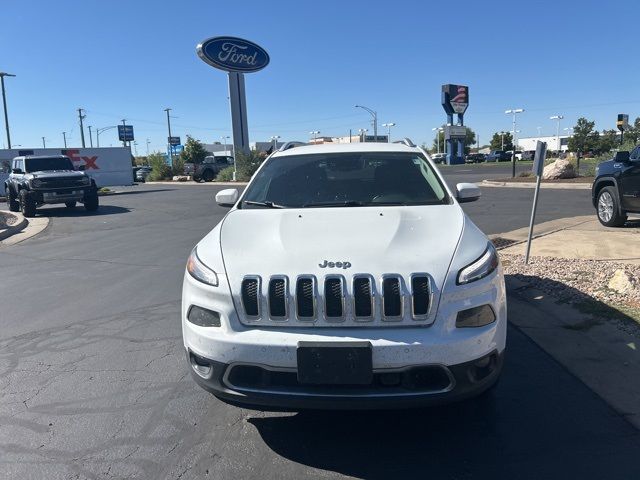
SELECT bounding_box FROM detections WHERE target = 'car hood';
[27,170,86,178]
[205,205,466,296]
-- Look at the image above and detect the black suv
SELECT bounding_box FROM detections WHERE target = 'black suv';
[592,148,640,227]
[4,155,99,217]
[184,155,234,182]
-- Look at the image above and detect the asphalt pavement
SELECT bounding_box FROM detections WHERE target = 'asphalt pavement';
[1,171,638,479]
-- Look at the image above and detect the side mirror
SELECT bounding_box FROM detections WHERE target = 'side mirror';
[12,168,22,174]
[215,188,239,207]
[78,164,86,171]
[614,151,630,163]
[456,183,481,203]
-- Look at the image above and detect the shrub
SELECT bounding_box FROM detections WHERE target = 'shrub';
[216,166,235,182]
[235,150,267,181]
[148,152,172,181]
[518,171,532,177]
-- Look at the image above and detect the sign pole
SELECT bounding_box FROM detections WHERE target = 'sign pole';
[525,141,547,264]
[228,72,250,181]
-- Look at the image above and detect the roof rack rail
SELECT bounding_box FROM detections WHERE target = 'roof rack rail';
[392,137,416,147]
[278,141,308,152]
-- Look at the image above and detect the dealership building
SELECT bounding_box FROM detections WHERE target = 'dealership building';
[517,135,569,152]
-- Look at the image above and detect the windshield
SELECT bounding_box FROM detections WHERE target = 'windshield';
[241,152,449,208]
[25,157,74,172]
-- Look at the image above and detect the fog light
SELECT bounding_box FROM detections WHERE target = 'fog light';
[456,305,496,328]
[189,352,212,378]
[187,305,221,327]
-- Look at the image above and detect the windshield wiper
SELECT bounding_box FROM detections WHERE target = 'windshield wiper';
[243,200,286,209]
[302,200,365,208]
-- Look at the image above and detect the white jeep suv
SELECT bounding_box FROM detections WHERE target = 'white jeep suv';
[182,142,506,409]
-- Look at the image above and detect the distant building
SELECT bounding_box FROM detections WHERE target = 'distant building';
[517,135,569,152]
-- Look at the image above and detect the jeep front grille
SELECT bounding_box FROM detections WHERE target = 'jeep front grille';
[237,273,433,328]
[36,177,87,189]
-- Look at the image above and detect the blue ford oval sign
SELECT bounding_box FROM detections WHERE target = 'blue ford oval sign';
[196,36,269,73]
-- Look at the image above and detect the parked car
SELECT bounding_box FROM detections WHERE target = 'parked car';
[4,155,98,217]
[521,150,536,161]
[136,166,152,182]
[485,150,511,162]
[431,153,447,164]
[184,155,235,182]
[182,141,506,409]
[465,153,485,164]
[592,148,640,227]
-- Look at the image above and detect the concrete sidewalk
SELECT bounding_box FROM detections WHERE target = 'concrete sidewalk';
[495,215,640,264]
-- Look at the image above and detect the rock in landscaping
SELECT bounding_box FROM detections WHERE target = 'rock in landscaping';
[542,159,576,180]
[608,269,637,294]
[172,175,191,182]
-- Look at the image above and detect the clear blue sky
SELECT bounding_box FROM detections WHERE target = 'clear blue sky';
[1,0,638,153]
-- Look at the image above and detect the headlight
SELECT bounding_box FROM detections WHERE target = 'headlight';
[457,242,499,285]
[80,176,91,185]
[187,247,219,286]
[31,178,42,188]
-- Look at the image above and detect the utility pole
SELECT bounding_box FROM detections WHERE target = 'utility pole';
[164,108,173,167]
[62,131,67,147]
[88,125,93,147]
[78,108,86,147]
[121,119,127,148]
[42,137,46,148]
[146,138,150,156]
[0,72,16,149]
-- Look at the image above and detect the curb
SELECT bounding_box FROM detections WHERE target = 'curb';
[145,181,249,186]
[482,180,591,190]
[0,212,28,241]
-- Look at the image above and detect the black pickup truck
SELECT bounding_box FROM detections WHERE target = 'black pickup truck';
[592,147,640,227]
[4,155,99,217]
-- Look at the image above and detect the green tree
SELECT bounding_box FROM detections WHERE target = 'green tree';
[179,136,209,166]
[622,117,640,145]
[567,117,595,155]
[489,132,513,151]
[431,130,444,153]
[597,129,618,154]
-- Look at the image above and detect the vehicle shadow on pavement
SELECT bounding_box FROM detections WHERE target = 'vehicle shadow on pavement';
[110,188,176,195]
[34,205,130,217]
[248,325,640,479]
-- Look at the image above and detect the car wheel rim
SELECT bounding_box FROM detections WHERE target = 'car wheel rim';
[598,192,614,222]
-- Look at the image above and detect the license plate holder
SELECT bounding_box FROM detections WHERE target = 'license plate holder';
[297,341,373,385]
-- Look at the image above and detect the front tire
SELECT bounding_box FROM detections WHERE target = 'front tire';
[202,169,214,182]
[6,186,19,212]
[597,186,626,227]
[84,188,99,212]
[19,190,37,218]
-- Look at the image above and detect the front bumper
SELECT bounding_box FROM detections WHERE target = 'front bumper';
[32,187,90,204]
[185,348,504,410]
[182,266,507,409]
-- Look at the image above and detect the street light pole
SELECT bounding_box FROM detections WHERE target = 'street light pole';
[0,72,16,149]
[432,127,443,153]
[164,108,173,167]
[62,131,67,148]
[382,123,395,143]
[355,105,377,141]
[505,109,524,177]
[358,128,368,142]
[550,115,564,154]
[88,125,93,147]
[121,119,127,148]
[96,126,117,148]
[309,130,320,142]
[146,138,150,156]
[42,137,46,148]
[221,135,230,155]
[270,135,280,151]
